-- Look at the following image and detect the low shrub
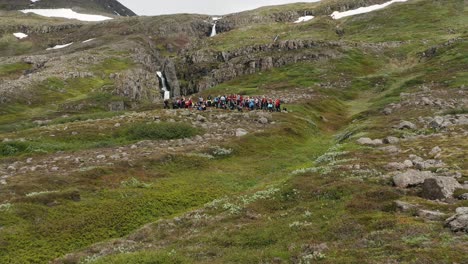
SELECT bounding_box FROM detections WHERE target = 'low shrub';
[0,141,29,156]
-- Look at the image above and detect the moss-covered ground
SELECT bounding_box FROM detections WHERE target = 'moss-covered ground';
[0,0,467,263]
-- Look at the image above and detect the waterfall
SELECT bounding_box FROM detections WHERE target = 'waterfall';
[210,17,221,37]
[210,22,217,37]
[156,71,171,100]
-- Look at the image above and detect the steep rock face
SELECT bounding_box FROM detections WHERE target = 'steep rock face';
[162,59,181,98]
[112,69,161,102]
[0,23,83,35]
[216,11,305,34]
[0,0,137,16]
[177,40,344,94]
[130,47,181,99]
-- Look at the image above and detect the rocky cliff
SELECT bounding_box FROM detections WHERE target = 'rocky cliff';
[0,0,136,16]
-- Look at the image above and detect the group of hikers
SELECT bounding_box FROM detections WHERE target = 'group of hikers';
[164,95,283,112]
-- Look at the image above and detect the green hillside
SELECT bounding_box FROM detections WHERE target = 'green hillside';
[0,0,467,263]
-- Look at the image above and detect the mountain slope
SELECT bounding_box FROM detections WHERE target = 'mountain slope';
[0,0,467,263]
[0,0,136,16]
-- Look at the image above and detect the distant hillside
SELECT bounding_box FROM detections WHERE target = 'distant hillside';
[0,0,136,16]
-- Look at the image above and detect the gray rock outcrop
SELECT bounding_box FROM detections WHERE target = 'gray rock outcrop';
[445,207,468,233]
[420,177,463,200]
[393,169,435,188]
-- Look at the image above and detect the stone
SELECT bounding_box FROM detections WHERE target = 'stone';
[429,116,445,129]
[386,162,410,171]
[395,200,418,212]
[383,136,399,144]
[108,101,125,112]
[258,117,269,124]
[379,145,400,153]
[458,193,468,200]
[429,146,442,157]
[382,108,393,115]
[420,177,463,200]
[417,209,446,221]
[413,159,446,170]
[26,158,33,164]
[114,123,121,128]
[397,121,417,130]
[445,207,468,233]
[51,167,59,171]
[96,155,106,160]
[421,97,434,105]
[393,169,435,188]
[110,154,121,160]
[409,155,424,163]
[196,115,206,123]
[403,160,414,168]
[235,128,248,137]
[357,137,383,146]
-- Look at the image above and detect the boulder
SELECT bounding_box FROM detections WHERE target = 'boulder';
[445,207,468,233]
[382,108,392,115]
[379,145,400,153]
[413,159,446,170]
[395,200,418,212]
[429,116,445,129]
[386,162,408,171]
[429,146,442,157]
[420,177,462,200]
[357,137,383,146]
[403,160,414,168]
[397,121,417,130]
[258,117,269,124]
[383,136,400,144]
[393,169,435,188]
[459,193,468,200]
[196,115,206,123]
[417,209,446,221]
[235,128,248,137]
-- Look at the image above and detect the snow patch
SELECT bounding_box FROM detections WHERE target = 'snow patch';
[46,43,73,51]
[82,38,95,43]
[212,17,222,21]
[30,0,41,3]
[294,15,314,23]
[331,0,409,19]
[20,8,112,22]
[13,33,28,39]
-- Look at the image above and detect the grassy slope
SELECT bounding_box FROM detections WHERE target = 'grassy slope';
[0,57,133,133]
[0,0,467,263]
[79,1,468,263]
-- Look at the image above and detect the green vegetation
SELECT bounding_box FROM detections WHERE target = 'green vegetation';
[0,108,334,262]
[94,251,190,264]
[0,62,32,79]
[0,56,135,134]
[92,58,133,75]
[0,122,199,158]
[0,0,467,263]
[50,111,126,125]
[125,122,200,141]
[0,34,33,56]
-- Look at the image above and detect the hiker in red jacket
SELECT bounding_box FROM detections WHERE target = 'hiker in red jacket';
[275,99,281,112]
